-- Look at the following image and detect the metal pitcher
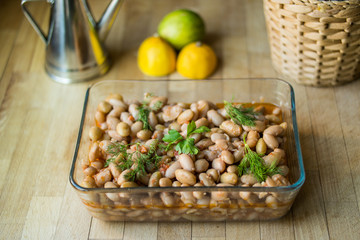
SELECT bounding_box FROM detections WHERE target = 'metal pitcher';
[21,0,124,84]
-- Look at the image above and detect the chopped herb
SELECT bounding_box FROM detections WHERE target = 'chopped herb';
[224,100,257,127]
[105,141,161,181]
[137,104,152,131]
[238,134,280,182]
[151,101,163,111]
[162,120,210,155]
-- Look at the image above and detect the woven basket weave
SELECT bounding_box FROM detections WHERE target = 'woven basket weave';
[263,0,360,86]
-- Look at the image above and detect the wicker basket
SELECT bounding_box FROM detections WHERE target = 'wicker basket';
[263,0,360,86]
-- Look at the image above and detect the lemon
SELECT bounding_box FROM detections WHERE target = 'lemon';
[137,36,176,76]
[177,42,217,79]
[158,9,205,50]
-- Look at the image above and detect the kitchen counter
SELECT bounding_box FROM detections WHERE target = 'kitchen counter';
[0,0,359,239]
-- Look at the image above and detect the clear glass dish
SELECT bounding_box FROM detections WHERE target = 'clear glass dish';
[69,79,305,221]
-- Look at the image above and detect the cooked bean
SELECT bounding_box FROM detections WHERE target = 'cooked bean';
[265,195,278,208]
[131,121,143,136]
[214,139,229,150]
[121,181,139,188]
[207,110,224,126]
[240,174,258,185]
[265,114,281,124]
[256,138,267,155]
[210,132,226,142]
[220,120,242,137]
[246,130,259,148]
[84,166,97,177]
[180,191,196,206]
[104,182,121,202]
[198,173,216,186]
[263,151,282,167]
[220,150,234,164]
[233,149,244,163]
[89,126,103,141]
[108,106,125,118]
[212,158,226,173]
[195,139,213,150]
[89,142,102,162]
[263,133,279,149]
[128,103,139,120]
[227,165,238,174]
[195,159,209,173]
[178,154,195,172]
[278,165,289,176]
[195,117,209,128]
[220,172,238,185]
[272,174,290,186]
[90,161,104,171]
[202,150,218,161]
[177,109,194,125]
[147,171,161,187]
[108,162,121,179]
[190,103,199,120]
[175,169,196,185]
[149,96,167,110]
[193,183,205,199]
[98,101,112,114]
[264,125,284,136]
[272,107,281,115]
[197,100,210,118]
[159,177,172,187]
[163,105,183,122]
[107,130,123,141]
[137,172,150,185]
[106,117,120,131]
[120,112,134,126]
[148,111,158,129]
[206,169,220,182]
[160,192,175,207]
[95,110,106,124]
[117,169,132,185]
[242,120,265,132]
[106,93,123,102]
[82,176,96,188]
[169,122,181,132]
[211,183,232,201]
[116,122,130,137]
[172,180,181,187]
[137,129,152,141]
[165,161,182,179]
[94,168,112,187]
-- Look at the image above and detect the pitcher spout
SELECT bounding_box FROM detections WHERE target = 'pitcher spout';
[96,0,124,41]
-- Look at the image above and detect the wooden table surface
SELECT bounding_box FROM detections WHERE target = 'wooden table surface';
[1,0,359,239]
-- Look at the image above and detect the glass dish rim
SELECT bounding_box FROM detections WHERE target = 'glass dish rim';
[69,78,305,194]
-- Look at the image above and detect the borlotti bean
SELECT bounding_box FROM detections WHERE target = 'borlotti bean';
[81,93,293,221]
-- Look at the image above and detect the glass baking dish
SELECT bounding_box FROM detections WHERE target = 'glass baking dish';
[69,79,305,221]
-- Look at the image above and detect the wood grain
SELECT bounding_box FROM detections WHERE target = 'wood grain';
[0,0,359,239]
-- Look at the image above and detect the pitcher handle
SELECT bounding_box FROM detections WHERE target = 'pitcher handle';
[21,0,52,44]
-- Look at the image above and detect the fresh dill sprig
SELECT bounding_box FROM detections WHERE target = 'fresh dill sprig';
[137,104,152,131]
[104,141,162,181]
[238,134,280,182]
[224,101,257,127]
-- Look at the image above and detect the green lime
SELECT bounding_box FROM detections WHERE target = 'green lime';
[158,9,205,50]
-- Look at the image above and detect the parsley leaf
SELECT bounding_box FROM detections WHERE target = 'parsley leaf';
[176,138,199,155]
[162,121,209,155]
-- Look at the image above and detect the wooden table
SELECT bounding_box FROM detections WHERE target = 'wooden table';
[1,0,359,239]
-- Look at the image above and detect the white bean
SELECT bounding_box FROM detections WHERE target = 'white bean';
[212,158,226,173]
[175,169,196,185]
[179,154,195,172]
[165,161,182,179]
[207,109,224,126]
